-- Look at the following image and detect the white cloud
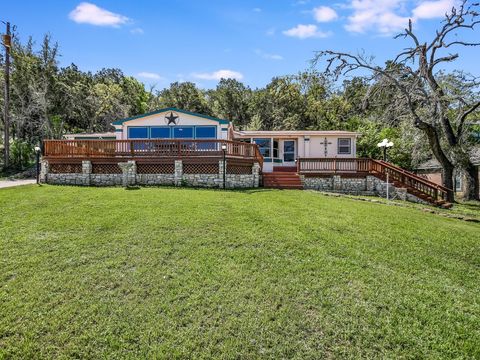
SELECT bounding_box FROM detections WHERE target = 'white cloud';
[253,7,262,12]
[255,50,284,60]
[343,0,458,36]
[192,69,244,81]
[313,6,338,22]
[69,2,129,27]
[412,0,456,19]
[283,24,332,39]
[137,72,163,80]
[344,0,410,35]
[130,27,144,34]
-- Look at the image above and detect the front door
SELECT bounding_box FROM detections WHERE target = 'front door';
[282,140,296,165]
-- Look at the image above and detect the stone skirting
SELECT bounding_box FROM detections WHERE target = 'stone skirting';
[301,174,428,204]
[41,159,260,189]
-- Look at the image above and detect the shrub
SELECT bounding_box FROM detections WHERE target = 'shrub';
[10,140,34,170]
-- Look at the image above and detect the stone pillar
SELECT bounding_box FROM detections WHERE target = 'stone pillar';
[252,162,261,188]
[333,175,342,191]
[174,160,183,186]
[40,159,49,183]
[118,161,136,187]
[219,159,226,188]
[82,160,92,186]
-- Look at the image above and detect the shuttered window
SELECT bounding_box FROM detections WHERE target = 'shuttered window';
[338,138,351,154]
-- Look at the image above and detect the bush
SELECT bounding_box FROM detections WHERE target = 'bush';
[10,140,34,170]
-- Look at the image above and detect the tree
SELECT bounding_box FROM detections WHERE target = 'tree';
[208,78,251,129]
[9,35,60,142]
[314,1,480,201]
[158,82,211,115]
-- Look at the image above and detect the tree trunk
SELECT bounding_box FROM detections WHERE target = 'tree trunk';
[463,163,479,201]
[415,120,455,202]
[442,163,455,202]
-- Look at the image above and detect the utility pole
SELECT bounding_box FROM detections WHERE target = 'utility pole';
[2,21,11,169]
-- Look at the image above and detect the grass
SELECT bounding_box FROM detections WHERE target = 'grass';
[1,185,479,359]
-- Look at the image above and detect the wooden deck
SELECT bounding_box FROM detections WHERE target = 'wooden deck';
[43,139,264,169]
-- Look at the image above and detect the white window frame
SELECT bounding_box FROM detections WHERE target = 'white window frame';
[337,138,351,155]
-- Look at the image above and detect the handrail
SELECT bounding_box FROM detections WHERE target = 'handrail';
[43,139,263,166]
[374,160,451,193]
[297,157,453,203]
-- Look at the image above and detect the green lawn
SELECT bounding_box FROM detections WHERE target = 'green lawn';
[1,185,479,359]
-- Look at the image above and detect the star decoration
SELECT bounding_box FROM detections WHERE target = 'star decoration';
[165,112,179,125]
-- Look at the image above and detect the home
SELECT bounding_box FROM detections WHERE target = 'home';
[41,108,452,206]
[416,149,480,198]
[109,107,361,172]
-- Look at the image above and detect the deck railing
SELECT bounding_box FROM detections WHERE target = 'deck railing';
[43,139,264,168]
[297,157,453,202]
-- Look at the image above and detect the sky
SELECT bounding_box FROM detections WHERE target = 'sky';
[2,0,478,89]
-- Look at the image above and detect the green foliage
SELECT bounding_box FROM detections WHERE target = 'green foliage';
[158,82,210,115]
[2,34,453,171]
[1,186,479,358]
[9,139,34,169]
[356,119,416,169]
[469,124,480,144]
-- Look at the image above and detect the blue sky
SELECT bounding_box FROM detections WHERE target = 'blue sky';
[3,0,478,89]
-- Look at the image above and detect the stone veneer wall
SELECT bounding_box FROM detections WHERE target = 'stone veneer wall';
[41,159,261,189]
[302,174,429,204]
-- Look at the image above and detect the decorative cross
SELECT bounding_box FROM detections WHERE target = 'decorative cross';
[319,137,332,157]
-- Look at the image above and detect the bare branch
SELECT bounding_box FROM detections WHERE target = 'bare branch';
[457,100,480,138]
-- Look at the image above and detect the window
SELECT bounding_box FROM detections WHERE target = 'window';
[273,140,279,158]
[195,126,216,139]
[254,138,271,158]
[338,138,351,155]
[173,127,194,139]
[128,127,148,139]
[150,127,171,139]
[283,140,295,162]
[455,174,463,192]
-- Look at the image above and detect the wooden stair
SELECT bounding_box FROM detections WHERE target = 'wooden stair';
[374,171,453,208]
[273,166,297,173]
[263,172,303,189]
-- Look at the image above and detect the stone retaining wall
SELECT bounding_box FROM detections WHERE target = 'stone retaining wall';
[302,174,428,204]
[41,159,260,189]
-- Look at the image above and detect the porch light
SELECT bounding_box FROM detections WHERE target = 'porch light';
[34,146,41,184]
[376,138,394,200]
[221,144,227,189]
[377,138,393,149]
[377,138,393,162]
